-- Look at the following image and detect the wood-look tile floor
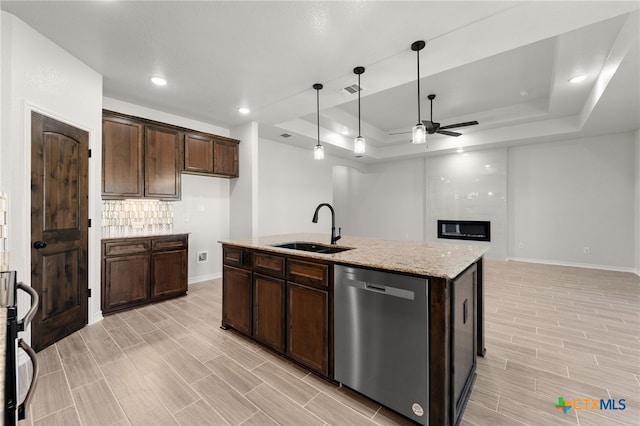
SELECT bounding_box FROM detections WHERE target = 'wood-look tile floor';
[19,260,639,426]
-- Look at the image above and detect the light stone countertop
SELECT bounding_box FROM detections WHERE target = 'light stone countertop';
[220,233,488,279]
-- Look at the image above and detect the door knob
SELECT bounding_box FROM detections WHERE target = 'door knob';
[33,241,47,249]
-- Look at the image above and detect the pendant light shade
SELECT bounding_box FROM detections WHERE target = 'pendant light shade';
[411,40,427,144]
[313,83,325,160]
[353,66,366,157]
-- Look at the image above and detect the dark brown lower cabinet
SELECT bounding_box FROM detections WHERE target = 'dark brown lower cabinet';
[253,274,285,352]
[103,253,150,312]
[222,265,252,335]
[286,282,328,375]
[152,249,188,298]
[102,234,188,314]
[221,245,331,375]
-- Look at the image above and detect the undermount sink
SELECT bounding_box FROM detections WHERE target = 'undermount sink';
[272,242,353,254]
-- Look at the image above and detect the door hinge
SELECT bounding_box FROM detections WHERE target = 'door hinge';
[88,149,92,158]
[88,219,92,228]
[88,288,92,297]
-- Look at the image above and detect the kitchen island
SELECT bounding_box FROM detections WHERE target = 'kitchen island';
[220,233,487,426]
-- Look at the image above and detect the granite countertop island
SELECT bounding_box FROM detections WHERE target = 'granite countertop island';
[219,232,488,279]
[219,232,488,426]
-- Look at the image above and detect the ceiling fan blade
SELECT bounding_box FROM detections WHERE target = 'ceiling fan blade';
[436,130,461,137]
[439,120,479,130]
[421,120,436,134]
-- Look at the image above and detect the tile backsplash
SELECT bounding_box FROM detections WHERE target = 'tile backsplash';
[102,199,174,238]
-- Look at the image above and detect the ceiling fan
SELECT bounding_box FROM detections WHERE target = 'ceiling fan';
[389,94,479,138]
[422,94,479,137]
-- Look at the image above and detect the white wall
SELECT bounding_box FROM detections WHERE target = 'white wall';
[103,97,232,282]
[257,138,336,237]
[426,149,507,259]
[333,158,425,241]
[636,130,640,275]
[508,132,636,271]
[1,12,103,325]
[229,122,258,239]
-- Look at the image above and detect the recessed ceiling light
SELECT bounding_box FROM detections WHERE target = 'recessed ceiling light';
[238,107,250,114]
[520,90,529,96]
[569,74,587,84]
[151,77,167,86]
[456,148,464,153]
[341,129,350,136]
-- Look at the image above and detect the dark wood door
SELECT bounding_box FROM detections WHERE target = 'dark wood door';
[286,282,328,375]
[102,113,144,198]
[103,254,150,313]
[151,249,187,299]
[145,124,180,199]
[184,132,214,174]
[253,273,285,352]
[213,139,238,177]
[222,265,252,335]
[31,111,89,351]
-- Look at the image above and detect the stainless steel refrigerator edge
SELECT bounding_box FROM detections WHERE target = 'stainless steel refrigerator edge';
[334,265,429,424]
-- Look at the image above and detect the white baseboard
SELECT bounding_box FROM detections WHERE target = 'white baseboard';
[189,273,221,285]
[507,257,638,275]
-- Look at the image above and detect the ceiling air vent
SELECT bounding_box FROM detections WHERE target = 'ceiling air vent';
[338,84,363,95]
[280,133,292,138]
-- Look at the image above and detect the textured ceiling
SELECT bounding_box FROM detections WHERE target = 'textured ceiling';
[2,1,638,161]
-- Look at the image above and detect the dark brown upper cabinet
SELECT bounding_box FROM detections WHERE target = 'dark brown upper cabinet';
[144,124,181,199]
[103,110,239,200]
[183,132,239,178]
[102,113,144,198]
[102,111,180,200]
[184,132,214,174]
[213,138,239,177]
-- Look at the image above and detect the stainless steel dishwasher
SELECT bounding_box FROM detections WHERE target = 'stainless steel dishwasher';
[334,265,429,424]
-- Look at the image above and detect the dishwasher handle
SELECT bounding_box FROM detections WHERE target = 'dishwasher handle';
[342,278,416,301]
[364,283,386,293]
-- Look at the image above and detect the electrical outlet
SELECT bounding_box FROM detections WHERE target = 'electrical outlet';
[197,251,208,263]
[518,242,524,249]
[583,246,591,254]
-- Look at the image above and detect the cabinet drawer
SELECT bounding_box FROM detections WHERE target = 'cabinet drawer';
[287,259,328,288]
[253,251,285,278]
[104,240,150,257]
[152,237,187,251]
[223,246,250,268]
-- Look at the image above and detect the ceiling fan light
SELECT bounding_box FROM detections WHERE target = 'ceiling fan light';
[412,123,427,144]
[314,143,325,160]
[354,136,365,156]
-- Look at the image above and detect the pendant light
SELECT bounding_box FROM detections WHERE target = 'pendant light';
[313,83,325,160]
[411,41,427,144]
[353,66,366,157]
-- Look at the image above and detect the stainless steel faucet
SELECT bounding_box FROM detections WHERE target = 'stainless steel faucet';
[312,203,341,245]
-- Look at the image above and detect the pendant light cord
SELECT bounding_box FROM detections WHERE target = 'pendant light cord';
[357,73,362,137]
[316,85,320,147]
[416,48,421,124]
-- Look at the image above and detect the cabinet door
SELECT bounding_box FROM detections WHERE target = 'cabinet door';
[102,115,144,198]
[286,282,328,375]
[253,274,285,353]
[184,132,214,174]
[222,265,252,335]
[145,124,181,199]
[151,249,188,299]
[452,264,477,421]
[103,254,150,313]
[213,139,239,177]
